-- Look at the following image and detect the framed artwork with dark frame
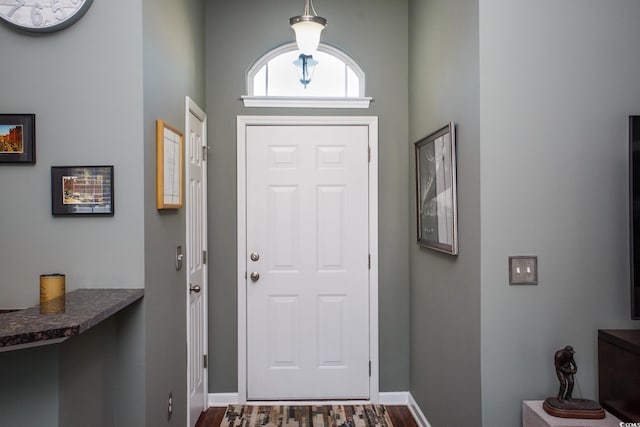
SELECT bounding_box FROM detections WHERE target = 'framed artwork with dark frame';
[0,114,35,164]
[51,166,114,216]
[415,122,459,255]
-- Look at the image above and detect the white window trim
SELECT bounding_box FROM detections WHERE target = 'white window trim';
[242,42,372,109]
[241,96,372,109]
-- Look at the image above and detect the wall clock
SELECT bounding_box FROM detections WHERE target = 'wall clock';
[0,0,93,33]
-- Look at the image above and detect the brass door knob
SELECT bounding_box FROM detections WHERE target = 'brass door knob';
[189,284,201,293]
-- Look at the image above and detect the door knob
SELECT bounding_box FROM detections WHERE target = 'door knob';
[250,252,260,262]
[250,272,260,282]
[189,284,201,293]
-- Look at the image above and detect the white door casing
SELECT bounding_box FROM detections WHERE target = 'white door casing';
[237,116,379,403]
[186,97,208,426]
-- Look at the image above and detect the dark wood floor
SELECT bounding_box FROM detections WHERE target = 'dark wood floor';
[195,405,418,427]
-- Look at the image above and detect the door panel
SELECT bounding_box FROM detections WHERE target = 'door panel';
[246,125,369,400]
[317,186,346,269]
[268,295,300,368]
[317,295,348,367]
[186,99,207,427]
[268,186,299,270]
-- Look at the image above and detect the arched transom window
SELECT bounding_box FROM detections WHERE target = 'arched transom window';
[242,43,372,108]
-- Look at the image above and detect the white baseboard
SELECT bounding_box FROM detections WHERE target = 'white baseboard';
[207,391,431,427]
[208,392,406,407]
[379,391,409,405]
[408,392,432,427]
[208,393,238,407]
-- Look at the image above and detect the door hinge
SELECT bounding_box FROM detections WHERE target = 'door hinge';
[202,145,208,161]
[202,250,207,265]
[203,354,208,369]
[369,361,372,377]
[368,254,371,269]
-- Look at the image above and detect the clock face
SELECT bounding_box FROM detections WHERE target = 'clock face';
[0,0,93,32]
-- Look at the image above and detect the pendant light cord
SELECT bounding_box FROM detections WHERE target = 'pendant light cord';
[304,0,320,17]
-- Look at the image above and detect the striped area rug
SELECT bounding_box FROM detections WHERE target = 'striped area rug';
[220,405,393,427]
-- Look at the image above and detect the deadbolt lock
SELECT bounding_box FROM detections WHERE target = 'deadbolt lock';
[250,252,260,262]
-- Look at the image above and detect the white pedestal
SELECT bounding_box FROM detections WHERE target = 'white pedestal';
[523,401,622,427]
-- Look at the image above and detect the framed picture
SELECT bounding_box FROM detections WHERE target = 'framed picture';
[415,122,458,255]
[156,119,184,209]
[51,166,114,216]
[0,114,35,164]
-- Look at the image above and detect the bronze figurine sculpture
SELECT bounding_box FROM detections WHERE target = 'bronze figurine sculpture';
[555,345,577,400]
[543,346,605,419]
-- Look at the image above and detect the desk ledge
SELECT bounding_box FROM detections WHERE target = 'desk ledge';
[0,289,144,352]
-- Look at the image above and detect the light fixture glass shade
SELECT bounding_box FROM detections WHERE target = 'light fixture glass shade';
[293,53,319,88]
[290,2,327,55]
[291,19,325,54]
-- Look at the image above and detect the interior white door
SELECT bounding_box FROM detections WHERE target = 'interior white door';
[246,124,370,400]
[186,97,207,426]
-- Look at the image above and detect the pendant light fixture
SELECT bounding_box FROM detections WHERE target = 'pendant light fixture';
[289,0,327,55]
[293,54,319,88]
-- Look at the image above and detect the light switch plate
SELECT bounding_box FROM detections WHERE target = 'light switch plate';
[509,256,538,285]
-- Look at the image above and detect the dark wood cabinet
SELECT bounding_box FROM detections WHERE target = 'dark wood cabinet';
[598,329,640,422]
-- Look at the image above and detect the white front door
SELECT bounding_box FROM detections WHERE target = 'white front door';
[186,97,207,426]
[244,122,372,400]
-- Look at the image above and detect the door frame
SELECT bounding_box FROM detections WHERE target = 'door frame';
[186,96,208,426]
[236,115,379,403]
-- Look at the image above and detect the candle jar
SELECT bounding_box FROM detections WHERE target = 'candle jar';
[40,274,65,314]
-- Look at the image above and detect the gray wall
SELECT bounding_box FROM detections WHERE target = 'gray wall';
[7,2,638,425]
[480,0,640,425]
[0,0,204,425]
[59,319,118,426]
[205,0,410,392]
[408,0,482,425]
[142,0,205,425]
[0,1,146,426]
[0,0,144,309]
[58,303,144,427]
[0,346,59,427]
[0,303,143,427]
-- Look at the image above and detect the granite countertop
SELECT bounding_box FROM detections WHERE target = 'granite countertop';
[0,288,144,351]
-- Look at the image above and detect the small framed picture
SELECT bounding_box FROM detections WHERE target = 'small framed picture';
[156,119,184,209]
[415,122,458,255]
[51,166,114,216]
[0,114,35,164]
